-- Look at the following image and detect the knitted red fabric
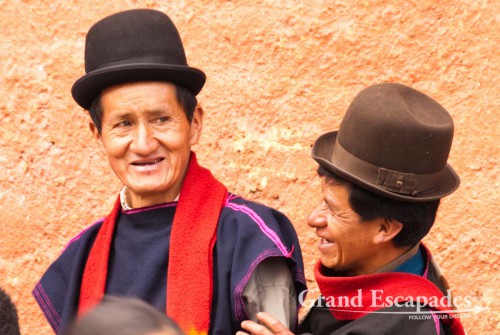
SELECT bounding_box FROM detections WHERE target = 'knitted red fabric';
[315,259,465,335]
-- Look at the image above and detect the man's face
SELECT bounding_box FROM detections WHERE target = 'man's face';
[91,81,202,207]
[307,181,383,276]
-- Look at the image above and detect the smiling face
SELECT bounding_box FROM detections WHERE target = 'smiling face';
[90,81,202,208]
[307,181,390,276]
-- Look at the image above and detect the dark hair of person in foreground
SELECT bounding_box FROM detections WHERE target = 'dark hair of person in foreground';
[0,287,20,335]
[66,295,184,335]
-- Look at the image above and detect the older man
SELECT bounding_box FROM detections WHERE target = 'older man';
[239,83,466,334]
[33,9,305,335]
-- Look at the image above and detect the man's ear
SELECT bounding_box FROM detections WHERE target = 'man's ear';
[189,104,204,146]
[373,219,403,244]
[89,121,107,157]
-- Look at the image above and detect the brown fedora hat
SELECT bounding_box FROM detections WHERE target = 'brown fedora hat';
[71,9,206,110]
[312,83,460,202]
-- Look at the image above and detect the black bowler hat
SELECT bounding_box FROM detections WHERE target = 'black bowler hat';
[312,83,460,202]
[71,9,206,110]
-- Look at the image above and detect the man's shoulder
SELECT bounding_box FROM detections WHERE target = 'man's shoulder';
[222,193,290,222]
[361,304,446,334]
[34,218,106,334]
[303,299,445,335]
[217,193,300,256]
[219,193,295,234]
[60,218,104,255]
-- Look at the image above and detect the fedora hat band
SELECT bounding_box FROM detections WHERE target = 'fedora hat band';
[332,141,445,197]
[89,56,190,72]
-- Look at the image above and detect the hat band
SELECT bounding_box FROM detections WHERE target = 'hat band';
[89,56,188,72]
[331,141,444,197]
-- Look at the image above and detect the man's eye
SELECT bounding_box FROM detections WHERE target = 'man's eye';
[155,116,170,124]
[116,120,132,127]
[324,203,338,216]
[321,202,332,213]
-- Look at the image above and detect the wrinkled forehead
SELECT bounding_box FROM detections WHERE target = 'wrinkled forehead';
[99,82,180,116]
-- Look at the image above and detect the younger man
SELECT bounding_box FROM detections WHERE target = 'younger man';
[240,83,466,334]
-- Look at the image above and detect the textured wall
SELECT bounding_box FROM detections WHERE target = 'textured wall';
[0,0,498,334]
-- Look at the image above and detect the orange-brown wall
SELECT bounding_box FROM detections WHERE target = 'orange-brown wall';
[0,1,498,334]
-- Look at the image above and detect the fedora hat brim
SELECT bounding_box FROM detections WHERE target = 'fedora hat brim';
[312,131,460,202]
[71,63,206,110]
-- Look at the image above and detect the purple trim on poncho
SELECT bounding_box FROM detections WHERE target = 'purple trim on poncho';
[422,244,432,279]
[225,193,241,202]
[63,219,104,252]
[122,201,177,215]
[226,202,292,257]
[33,282,60,333]
[431,310,441,335]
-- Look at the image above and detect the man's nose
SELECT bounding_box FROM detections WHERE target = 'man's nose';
[131,123,159,155]
[307,204,327,228]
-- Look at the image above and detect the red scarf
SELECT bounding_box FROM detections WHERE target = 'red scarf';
[315,256,465,335]
[78,152,227,334]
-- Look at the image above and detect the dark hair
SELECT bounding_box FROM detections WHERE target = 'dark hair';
[317,166,440,247]
[89,83,197,134]
[66,296,184,335]
[0,287,20,335]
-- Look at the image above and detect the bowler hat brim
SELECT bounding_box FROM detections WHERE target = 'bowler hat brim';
[312,131,460,202]
[71,63,206,110]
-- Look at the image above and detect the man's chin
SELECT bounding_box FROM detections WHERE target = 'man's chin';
[319,257,337,271]
[126,184,176,202]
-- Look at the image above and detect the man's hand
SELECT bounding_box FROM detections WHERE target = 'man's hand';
[236,312,295,335]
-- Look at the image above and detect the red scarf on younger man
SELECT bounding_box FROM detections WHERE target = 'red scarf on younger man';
[315,249,466,335]
[78,152,227,335]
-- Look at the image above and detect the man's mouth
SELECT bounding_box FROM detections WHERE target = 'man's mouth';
[131,158,165,166]
[318,237,336,253]
[320,237,334,245]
